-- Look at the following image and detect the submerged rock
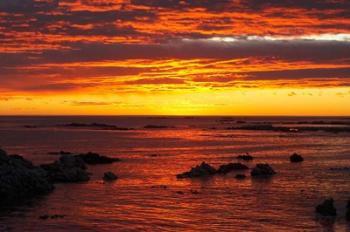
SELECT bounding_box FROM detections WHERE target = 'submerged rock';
[251,163,276,177]
[316,198,337,216]
[290,153,304,163]
[0,149,54,203]
[77,152,120,165]
[237,154,254,161]
[176,162,217,179]
[216,162,248,174]
[41,155,89,183]
[103,171,118,181]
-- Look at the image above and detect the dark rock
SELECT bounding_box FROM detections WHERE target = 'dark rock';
[217,162,248,174]
[151,185,167,189]
[77,152,120,165]
[61,123,132,131]
[346,199,350,221]
[176,191,184,195]
[290,153,304,162]
[0,149,54,203]
[235,174,247,179]
[144,125,170,129]
[39,215,49,220]
[103,171,118,181]
[41,155,89,183]
[316,198,337,216]
[237,154,254,161]
[176,162,217,179]
[39,214,65,220]
[251,163,276,177]
[190,190,200,194]
[48,151,73,155]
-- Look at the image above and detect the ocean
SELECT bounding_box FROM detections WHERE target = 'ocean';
[0,116,350,231]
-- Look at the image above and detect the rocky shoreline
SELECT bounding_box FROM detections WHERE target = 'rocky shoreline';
[0,149,120,206]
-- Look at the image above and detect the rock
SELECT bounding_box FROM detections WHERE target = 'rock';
[251,163,276,177]
[76,152,120,165]
[103,171,118,181]
[151,185,167,189]
[346,199,350,221]
[216,162,248,174]
[290,153,304,162]
[48,151,73,155]
[235,174,247,179]
[237,154,254,161]
[39,214,65,220]
[190,190,200,194]
[176,191,184,195]
[176,162,217,179]
[0,149,54,204]
[41,155,89,183]
[316,198,337,216]
[144,125,170,129]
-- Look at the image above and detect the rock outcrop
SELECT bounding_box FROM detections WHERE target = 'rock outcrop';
[41,155,90,183]
[76,152,120,165]
[103,171,118,181]
[251,163,276,177]
[176,162,217,179]
[290,153,304,163]
[237,154,254,161]
[315,198,337,216]
[216,162,248,174]
[0,149,54,203]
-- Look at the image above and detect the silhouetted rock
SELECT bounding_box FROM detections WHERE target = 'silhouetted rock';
[217,162,248,174]
[144,125,171,129]
[0,149,54,203]
[77,152,120,165]
[39,214,65,220]
[290,153,304,162]
[316,198,337,216]
[251,163,276,177]
[237,153,254,161]
[235,174,247,179]
[103,171,118,181]
[61,123,132,131]
[176,162,217,179]
[41,155,89,183]
[48,151,73,155]
[346,199,350,221]
[190,190,200,194]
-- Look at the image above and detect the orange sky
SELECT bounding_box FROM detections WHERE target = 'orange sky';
[0,0,350,115]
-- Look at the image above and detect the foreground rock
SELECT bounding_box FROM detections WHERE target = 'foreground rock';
[77,152,120,165]
[290,153,304,163]
[251,164,276,177]
[41,155,90,183]
[235,174,246,179]
[0,149,54,203]
[237,154,253,161]
[217,163,248,174]
[346,199,350,221]
[103,171,118,181]
[316,198,337,216]
[176,162,217,179]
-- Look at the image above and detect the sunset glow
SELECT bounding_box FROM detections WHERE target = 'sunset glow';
[1,0,350,115]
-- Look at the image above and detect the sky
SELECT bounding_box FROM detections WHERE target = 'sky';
[0,0,350,115]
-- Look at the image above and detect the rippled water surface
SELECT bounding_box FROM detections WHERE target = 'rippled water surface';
[0,116,350,231]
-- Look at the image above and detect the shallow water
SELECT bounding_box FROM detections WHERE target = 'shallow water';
[0,116,350,231]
